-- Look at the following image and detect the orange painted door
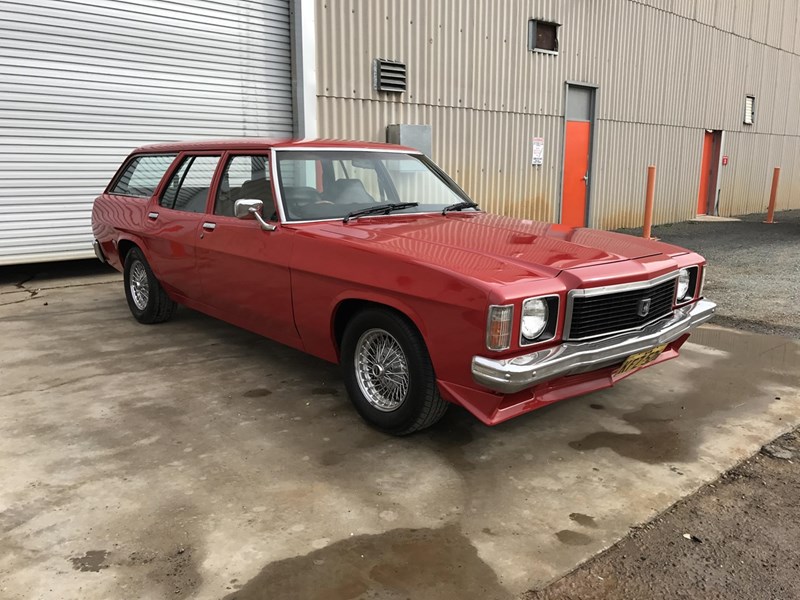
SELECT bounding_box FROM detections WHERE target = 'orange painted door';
[697,131,714,214]
[562,120,591,227]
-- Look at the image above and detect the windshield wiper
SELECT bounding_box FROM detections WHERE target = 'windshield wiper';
[343,202,418,223]
[442,200,479,215]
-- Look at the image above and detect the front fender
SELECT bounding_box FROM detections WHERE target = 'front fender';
[329,289,430,342]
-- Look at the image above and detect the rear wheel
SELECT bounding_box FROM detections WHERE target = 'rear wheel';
[123,247,176,324]
[341,308,449,435]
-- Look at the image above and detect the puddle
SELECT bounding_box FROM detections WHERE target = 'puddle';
[243,389,272,398]
[69,550,109,572]
[311,387,339,396]
[555,530,592,546]
[569,513,597,528]
[222,525,512,600]
[568,327,800,464]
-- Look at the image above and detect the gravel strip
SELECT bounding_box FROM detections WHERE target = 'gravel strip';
[521,430,800,600]
[619,209,800,339]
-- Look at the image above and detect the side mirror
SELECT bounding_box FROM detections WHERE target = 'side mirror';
[234,199,276,231]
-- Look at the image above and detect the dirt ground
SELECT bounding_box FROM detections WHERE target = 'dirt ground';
[526,209,800,599]
[522,431,800,600]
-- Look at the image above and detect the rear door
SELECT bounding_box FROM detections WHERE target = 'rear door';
[143,153,221,299]
[195,152,300,347]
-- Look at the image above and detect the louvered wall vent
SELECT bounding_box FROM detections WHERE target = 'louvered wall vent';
[744,95,755,125]
[374,59,407,93]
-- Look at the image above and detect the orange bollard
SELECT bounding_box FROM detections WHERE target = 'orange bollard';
[764,167,780,224]
[642,165,656,239]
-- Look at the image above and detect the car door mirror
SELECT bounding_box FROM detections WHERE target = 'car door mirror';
[234,198,263,219]
[234,199,276,231]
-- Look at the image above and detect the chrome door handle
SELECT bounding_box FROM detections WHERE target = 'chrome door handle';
[202,222,216,231]
[147,212,159,220]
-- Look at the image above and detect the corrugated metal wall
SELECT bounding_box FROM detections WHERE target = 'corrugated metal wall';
[315,0,800,228]
[0,0,293,265]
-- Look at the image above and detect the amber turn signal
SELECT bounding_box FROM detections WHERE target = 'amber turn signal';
[486,305,513,351]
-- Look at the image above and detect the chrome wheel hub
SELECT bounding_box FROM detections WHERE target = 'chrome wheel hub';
[355,328,410,412]
[129,261,150,310]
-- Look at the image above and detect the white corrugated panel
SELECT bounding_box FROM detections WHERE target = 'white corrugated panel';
[0,0,293,265]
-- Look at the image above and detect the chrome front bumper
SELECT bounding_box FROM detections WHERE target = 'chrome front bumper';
[471,299,716,394]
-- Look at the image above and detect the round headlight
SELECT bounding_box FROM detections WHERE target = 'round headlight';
[521,298,548,340]
[677,268,691,301]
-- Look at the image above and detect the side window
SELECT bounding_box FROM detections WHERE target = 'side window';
[215,155,272,217]
[111,154,176,197]
[160,156,220,213]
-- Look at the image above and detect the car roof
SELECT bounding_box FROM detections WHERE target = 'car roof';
[132,138,419,154]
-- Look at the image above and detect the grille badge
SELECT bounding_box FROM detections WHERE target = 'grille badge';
[637,298,652,317]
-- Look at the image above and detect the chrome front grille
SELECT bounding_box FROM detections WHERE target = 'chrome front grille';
[565,276,677,341]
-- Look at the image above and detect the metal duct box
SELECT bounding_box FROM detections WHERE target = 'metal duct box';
[386,124,432,157]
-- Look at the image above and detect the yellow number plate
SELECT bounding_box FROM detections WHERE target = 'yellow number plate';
[613,344,668,377]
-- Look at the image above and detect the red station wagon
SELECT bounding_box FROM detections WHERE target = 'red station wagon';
[92,139,716,435]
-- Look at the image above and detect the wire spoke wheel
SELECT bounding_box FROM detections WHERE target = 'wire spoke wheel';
[354,328,410,412]
[129,260,150,310]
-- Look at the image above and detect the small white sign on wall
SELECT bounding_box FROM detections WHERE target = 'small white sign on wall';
[531,137,544,166]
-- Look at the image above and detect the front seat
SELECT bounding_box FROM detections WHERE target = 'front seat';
[234,179,276,219]
[327,179,375,204]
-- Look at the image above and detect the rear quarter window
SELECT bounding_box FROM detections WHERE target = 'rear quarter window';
[110,154,177,197]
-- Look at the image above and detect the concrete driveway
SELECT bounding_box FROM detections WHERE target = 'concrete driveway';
[1,264,798,600]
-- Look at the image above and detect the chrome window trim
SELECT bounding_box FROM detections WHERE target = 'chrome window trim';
[486,304,514,352]
[519,294,560,347]
[275,147,422,154]
[563,270,680,341]
[269,148,288,224]
[279,211,453,225]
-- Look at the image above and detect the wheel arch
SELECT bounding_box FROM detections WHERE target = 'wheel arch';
[331,296,428,360]
[116,236,164,279]
[117,239,138,264]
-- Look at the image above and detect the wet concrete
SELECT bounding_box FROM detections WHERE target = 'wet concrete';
[222,526,512,600]
[568,327,798,464]
[69,550,110,572]
[1,264,799,599]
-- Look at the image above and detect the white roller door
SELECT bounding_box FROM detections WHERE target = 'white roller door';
[0,0,294,265]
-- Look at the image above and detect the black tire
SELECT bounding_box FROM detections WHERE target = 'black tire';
[340,308,449,435]
[123,247,177,324]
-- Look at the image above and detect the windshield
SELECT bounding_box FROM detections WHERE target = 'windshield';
[275,150,475,221]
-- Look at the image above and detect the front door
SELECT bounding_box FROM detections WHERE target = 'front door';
[561,84,596,227]
[195,153,300,348]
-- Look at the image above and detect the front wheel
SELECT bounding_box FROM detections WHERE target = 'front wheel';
[123,247,176,324]
[340,308,449,435]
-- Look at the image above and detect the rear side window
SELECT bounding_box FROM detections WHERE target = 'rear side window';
[160,156,220,213]
[111,154,176,197]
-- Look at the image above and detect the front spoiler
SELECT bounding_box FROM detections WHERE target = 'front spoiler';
[471,299,716,394]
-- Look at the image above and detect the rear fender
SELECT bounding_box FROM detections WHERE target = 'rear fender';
[116,234,164,280]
